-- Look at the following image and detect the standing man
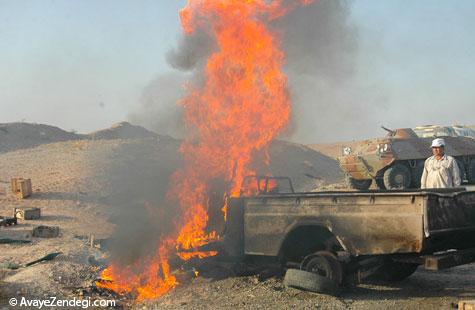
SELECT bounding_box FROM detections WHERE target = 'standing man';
[421,138,461,189]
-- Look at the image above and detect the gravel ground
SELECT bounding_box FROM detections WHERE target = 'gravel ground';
[142,265,475,310]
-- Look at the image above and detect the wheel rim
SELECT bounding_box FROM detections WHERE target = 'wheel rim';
[305,256,332,278]
[395,174,404,184]
[307,258,328,277]
[384,164,412,189]
[302,251,343,285]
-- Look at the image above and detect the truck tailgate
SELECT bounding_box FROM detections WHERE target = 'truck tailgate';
[425,191,475,236]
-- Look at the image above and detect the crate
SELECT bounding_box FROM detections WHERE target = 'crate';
[32,226,60,238]
[11,178,32,199]
[14,207,41,220]
[0,216,17,227]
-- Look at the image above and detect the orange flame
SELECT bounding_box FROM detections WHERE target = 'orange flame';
[97,0,314,301]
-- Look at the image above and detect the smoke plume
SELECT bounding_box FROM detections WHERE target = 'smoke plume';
[129,0,373,143]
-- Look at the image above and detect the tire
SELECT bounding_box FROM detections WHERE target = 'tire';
[283,269,340,295]
[303,251,343,285]
[346,176,372,191]
[368,261,418,282]
[383,163,412,190]
[375,178,386,190]
[410,160,425,189]
[456,159,466,183]
[468,159,475,184]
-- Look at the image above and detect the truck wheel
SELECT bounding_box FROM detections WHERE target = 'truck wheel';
[456,159,466,182]
[375,178,386,190]
[383,164,412,190]
[302,251,343,285]
[468,159,475,184]
[346,176,372,190]
[368,262,418,282]
[283,269,340,295]
[410,160,425,188]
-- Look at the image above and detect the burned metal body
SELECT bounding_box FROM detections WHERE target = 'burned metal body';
[222,177,475,283]
[338,128,475,190]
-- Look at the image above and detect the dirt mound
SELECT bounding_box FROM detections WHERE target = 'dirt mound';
[267,140,343,191]
[0,121,165,154]
[0,122,82,154]
[0,120,343,191]
[88,122,158,140]
[307,142,347,159]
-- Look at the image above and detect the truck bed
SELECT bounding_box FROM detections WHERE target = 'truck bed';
[225,188,475,258]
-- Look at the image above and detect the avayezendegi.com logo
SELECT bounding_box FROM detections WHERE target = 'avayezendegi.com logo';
[9,296,115,309]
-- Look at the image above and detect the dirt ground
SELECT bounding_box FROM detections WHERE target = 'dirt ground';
[0,135,474,309]
[146,265,475,310]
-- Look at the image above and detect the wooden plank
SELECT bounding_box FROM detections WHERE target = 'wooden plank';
[10,178,18,194]
[424,248,475,270]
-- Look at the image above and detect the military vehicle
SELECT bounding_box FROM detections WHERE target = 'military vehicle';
[338,127,475,190]
[452,125,475,139]
[413,125,457,138]
[413,124,475,139]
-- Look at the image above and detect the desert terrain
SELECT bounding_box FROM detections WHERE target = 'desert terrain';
[1,122,474,309]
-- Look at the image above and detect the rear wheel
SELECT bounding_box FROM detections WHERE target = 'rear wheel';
[410,160,425,189]
[346,176,372,191]
[283,269,340,295]
[456,159,466,183]
[375,178,386,190]
[302,251,343,285]
[383,164,412,190]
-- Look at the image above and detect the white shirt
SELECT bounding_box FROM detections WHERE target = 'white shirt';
[421,155,461,189]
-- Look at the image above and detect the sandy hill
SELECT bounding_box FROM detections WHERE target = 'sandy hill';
[0,121,343,188]
[87,121,158,140]
[0,122,170,154]
[0,123,82,154]
[308,142,344,159]
[268,140,343,191]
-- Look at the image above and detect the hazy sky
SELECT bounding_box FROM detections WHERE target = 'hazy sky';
[1,0,474,141]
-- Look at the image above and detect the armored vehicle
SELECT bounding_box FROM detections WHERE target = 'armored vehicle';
[413,125,457,138]
[451,125,475,139]
[413,124,475,139]
[338,127,475,190]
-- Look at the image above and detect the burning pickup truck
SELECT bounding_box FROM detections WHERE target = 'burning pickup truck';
[218,176,475,294]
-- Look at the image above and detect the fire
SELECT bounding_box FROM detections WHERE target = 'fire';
[96,239,177,301]
[97,0,314,301]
